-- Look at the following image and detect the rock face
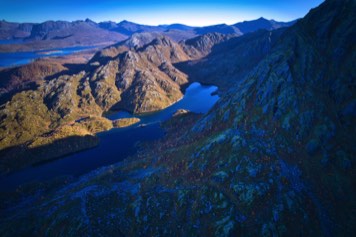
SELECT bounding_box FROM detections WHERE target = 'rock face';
[89,34,191,113]
[181,32,234,59]
[178,28,286,91]
[0,0,354,236]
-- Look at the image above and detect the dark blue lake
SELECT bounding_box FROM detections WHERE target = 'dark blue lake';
[107,82,219,124]
[0,82,219,190]
[0,46,96,68]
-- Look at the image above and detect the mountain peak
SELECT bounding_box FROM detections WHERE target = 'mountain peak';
[120,32,166,49]
[234,17,294,34]
[85,18,96,23]
[119,20,135,25]
[257,17,268,21]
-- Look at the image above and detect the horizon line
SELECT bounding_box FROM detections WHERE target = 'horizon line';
[1,16,297,27]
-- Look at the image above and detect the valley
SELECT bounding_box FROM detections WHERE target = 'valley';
[0,82,218,190]
[0,30,236,173]
[0,0,355,236]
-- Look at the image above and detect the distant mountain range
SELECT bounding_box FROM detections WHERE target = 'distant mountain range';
[0,18,295,51]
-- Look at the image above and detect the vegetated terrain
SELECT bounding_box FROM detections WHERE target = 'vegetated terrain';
[0,29,236,172]
[0,0,355,236]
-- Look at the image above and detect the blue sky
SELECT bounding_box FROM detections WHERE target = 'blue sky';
[0,0,324,26]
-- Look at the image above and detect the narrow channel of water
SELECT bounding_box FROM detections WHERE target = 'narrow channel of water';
[0,82,219,190]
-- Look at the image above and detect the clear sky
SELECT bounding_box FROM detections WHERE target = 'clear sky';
[0,0,324,26]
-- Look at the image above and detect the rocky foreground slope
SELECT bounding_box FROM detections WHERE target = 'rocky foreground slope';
[0,0,354,236]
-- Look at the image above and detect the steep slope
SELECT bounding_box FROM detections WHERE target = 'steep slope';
[178,28,286,91]
[0,60,67,101]
[0,47,98,103]
[91,32,177,59]
[193,18,294,36]
[87,32,235,114]
[181,32,234,59]
[1,0,353,236]
[162,29,198,42]
[88,34,191,113]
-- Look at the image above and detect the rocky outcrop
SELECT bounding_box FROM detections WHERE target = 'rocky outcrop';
[90,34,191,114]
